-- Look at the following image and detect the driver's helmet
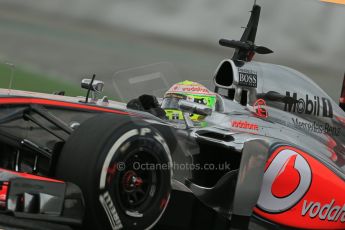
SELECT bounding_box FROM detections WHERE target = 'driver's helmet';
[161,80,217,121]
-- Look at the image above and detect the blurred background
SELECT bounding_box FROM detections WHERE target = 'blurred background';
[0,0,344,100]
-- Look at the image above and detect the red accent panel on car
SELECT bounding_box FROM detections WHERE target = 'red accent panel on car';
[0,168,64,208]
[271,154,300,198]
[0,168,62,183]
[254,146,345,229]
[0,97,129,115]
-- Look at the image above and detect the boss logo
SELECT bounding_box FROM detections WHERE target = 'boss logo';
[238,68,257,88]
[257,148,312,213]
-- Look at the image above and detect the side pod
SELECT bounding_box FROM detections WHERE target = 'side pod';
[184,139,273,230]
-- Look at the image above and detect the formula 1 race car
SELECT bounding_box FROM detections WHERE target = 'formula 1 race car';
[0,3,345,230]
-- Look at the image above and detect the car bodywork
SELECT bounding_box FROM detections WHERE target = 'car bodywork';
[0,3,344,230]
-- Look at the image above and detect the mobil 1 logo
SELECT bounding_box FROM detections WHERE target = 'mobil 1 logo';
[284,92,333,118]
[238,68,258,88]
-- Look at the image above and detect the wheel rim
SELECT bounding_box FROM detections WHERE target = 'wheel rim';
[115,150,161,212]
[122,170,146,206]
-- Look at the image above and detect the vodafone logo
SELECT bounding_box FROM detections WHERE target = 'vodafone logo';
[231,120,259,131]
[257,148,312,213]
[167,84,215,95]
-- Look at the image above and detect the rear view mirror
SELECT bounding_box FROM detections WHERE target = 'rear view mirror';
[81,79,104,93]
[80,77,105,104]
[178,100,212,116]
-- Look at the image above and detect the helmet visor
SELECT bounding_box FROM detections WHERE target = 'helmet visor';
[161,96,182,110]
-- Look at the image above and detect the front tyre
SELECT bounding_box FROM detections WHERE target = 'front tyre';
[55,114,172,230]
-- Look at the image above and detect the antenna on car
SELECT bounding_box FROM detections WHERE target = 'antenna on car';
[84,74,96,103]
[5,62,15,95]
[219,2,273,62]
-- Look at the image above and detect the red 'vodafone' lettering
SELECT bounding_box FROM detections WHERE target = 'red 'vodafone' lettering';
[231,120,259,131]
[169,85,215,95]
[182,86,209,93]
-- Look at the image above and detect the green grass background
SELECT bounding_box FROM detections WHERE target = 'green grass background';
[0,63,83,96]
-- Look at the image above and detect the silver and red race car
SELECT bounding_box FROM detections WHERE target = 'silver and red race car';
[0,3,345,230]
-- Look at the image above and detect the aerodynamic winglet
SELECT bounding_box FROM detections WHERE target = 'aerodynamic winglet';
[219,4,273,62]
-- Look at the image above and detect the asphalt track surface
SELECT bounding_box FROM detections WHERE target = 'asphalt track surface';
[0,4,343,101]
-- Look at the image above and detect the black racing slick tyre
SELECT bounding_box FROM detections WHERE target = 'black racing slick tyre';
[55,113,172,230]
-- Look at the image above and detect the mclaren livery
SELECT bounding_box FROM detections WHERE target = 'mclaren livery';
[0,3,345,230]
